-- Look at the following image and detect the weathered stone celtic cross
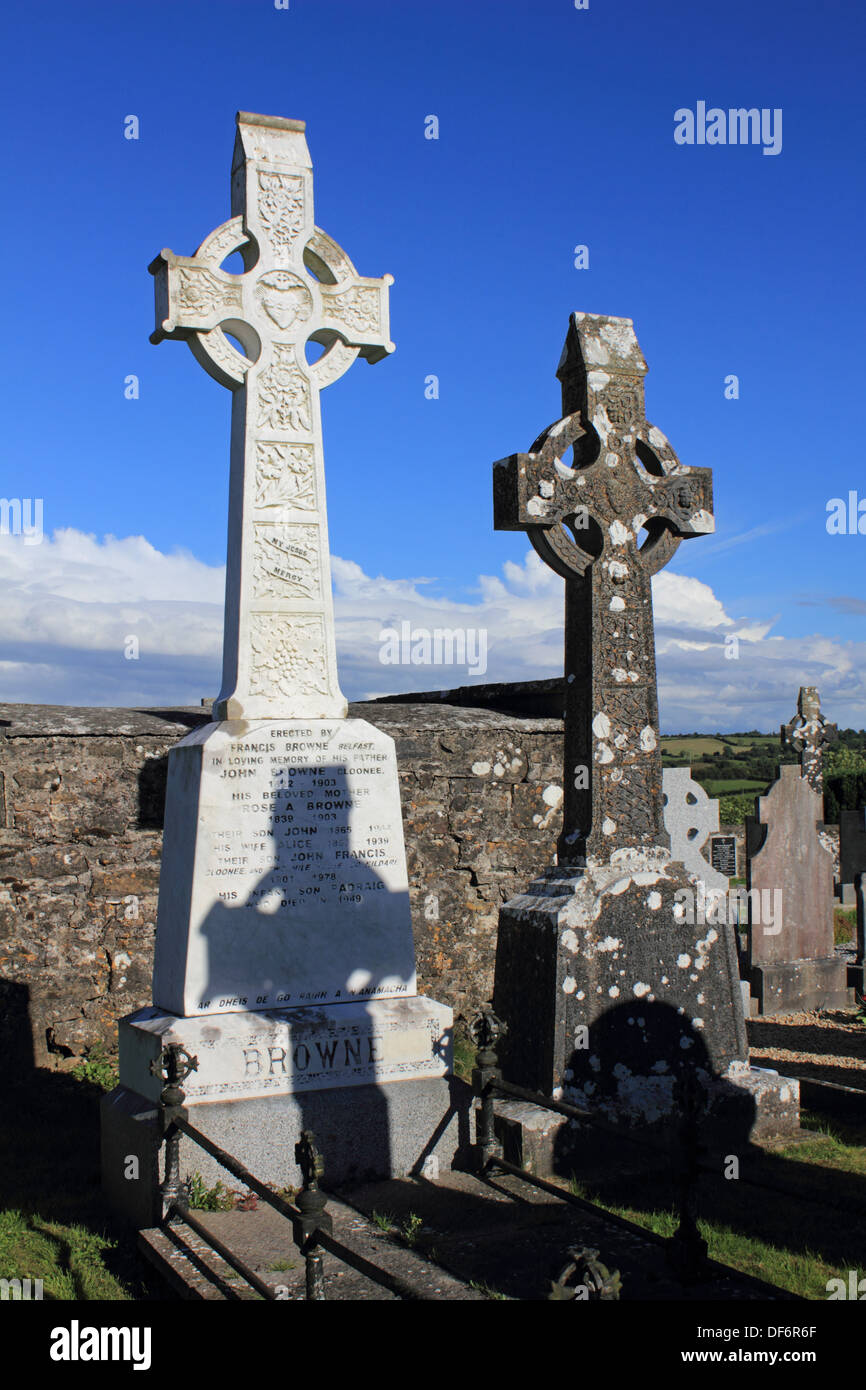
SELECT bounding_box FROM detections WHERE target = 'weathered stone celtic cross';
[150,111,394,720]
[494,313,713,864]
[491,314,751,1114]
[781,686,837,796]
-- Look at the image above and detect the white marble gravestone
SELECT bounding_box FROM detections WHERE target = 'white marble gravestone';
[102,115,461,1218]
[662,766,728,892]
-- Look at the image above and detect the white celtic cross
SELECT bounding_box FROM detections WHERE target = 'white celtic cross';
[149,112,394,720]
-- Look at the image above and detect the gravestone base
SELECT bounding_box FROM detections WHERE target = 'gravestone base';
[493,1063,800,1178]
[847,961,866,995]
[749,957,852,1016]
[102,998,471,1225]
[493,853,749,1103]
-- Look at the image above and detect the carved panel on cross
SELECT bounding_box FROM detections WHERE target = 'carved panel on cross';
[256,347,313,432]
[256,170,306,262]
[253,524,320,601]
[254,442,316,512]
[249,614,328,700]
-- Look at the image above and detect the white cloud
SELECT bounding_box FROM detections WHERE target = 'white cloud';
[0,529,864,730]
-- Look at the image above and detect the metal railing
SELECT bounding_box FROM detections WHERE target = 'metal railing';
[466,1005,804,1292]
[150,1044,437,1301]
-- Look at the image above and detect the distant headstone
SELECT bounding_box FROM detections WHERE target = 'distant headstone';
[710,835,737,879]
[662,767,727,890]
[102,114,462,1219]
[781,687,836,797]
[745,763,850,1014]
[840,808,866,887]
[491,312,756,1130]
[840,808,866,994]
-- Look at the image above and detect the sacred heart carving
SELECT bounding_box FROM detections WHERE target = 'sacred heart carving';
[255,270,313,332]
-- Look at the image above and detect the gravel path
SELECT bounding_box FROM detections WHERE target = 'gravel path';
[748,1007,866,1090]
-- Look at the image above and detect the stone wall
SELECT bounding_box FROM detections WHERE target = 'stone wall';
[0,701,564,1070]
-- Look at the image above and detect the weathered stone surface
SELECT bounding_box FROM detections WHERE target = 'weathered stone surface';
[840,809,866,992]
[102,1075,471,1215]
[494,855,747,1100]
[120,998,452,1102]
[491,312,753,1128]
[781,686,836,797]
[662,767,727,890]
[747,765,836,965]
[494,313,713,867]
[746,763,850,1014]
[0,701,564,1068]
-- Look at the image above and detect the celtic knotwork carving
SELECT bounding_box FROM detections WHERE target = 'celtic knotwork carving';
[603,383,643,427]
[151,112,394,722]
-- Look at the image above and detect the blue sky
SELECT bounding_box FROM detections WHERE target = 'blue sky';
[1,0,864,730]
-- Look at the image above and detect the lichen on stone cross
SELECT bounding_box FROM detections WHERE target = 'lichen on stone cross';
[493,312,714,866]
[781,686,837,795]
[149,112,394,721]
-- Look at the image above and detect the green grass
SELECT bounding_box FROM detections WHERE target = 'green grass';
[187,1174,235,1212]
[558,1117,866,1300]
[835,907,857,945]
[0,1208,136,1301]
[661,737,733,758]
[70,1043,119,1093]
[400,1212,423,1247]
[452,1023,475,1083]
[702,778,767,797]
[0,1068,164,1300]
[469,1278,509,1299]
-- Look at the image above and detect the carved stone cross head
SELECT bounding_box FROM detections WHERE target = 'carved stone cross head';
[494,314,714,864]
[149,113,394,394]
[148,113,394,721]
[782,686,837,795]
[494,314,714,583]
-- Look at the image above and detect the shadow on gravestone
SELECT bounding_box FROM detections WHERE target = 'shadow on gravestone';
[0,979,37,1080]
[187,764,417,1182]
[547,999,866,1277]
[553,998,756,1161]
[195,766,415,1003]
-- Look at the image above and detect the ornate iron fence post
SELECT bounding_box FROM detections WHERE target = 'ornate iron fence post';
[150,1043,199,1220]
[667,1066,708,1284]
[549,1245,622,1300]
[469,1006,505,1173]
[295,1130,333,1301]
